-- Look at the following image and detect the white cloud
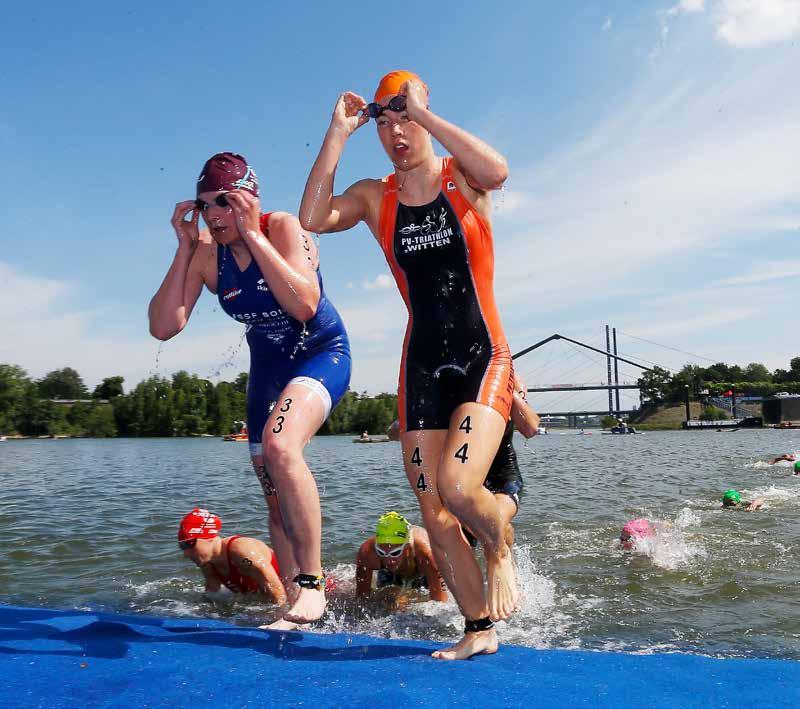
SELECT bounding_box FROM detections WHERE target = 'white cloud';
[0,261,252,390]
[361,273,394,291]
[669,0,706,15]
[492,42,800,312]
[715,0,800,47]
[602,17,613,31]
[714,260,800,286]
[625,307,757,339]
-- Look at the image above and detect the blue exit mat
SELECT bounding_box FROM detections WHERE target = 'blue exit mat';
[0,605,797,708]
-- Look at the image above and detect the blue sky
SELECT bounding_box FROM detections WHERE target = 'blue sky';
[1,0,798,412]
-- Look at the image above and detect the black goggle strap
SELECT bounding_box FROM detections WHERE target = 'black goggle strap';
[464,616,495,633]
[294,573,325,591]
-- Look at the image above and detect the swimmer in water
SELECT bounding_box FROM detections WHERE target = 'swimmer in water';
[770,453,797,464]
[619,518,655,551]
[178,508,286,604]
[721,490,765,511]
[356,512,448,607]
[301,70,515,660]
[150,153,351,625]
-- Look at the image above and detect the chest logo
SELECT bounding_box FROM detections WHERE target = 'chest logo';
[223,287,243,301]
[399,207,453,253]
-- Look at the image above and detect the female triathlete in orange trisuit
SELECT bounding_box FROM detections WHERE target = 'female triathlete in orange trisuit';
[300,71,517,660]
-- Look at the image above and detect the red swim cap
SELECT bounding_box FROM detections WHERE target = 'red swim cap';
[178,508,222,541]
[374,70,427,103]
[196,152,259,197]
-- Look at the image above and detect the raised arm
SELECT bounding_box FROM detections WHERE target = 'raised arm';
[225,194,321,322]
[300,92,374,235]
[355,540,378,598]
[148,201,207,340]
[401,80,508,192]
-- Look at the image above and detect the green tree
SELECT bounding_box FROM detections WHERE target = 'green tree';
[742,362,770,382]
[37,367,89,400]
[93,376,125,400]
[0,364,31,433]
[637,366,672,403]
[85,404,117,437]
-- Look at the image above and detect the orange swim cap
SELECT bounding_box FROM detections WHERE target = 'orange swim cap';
[374,70,427,103]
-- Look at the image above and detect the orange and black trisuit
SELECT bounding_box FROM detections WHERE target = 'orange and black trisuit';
[377,157,513,432]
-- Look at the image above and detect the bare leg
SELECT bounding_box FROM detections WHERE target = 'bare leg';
[437,403,518,621]
[495,494,517,548]
[251,456,299,604]
[401,430,493,659]
[261,382,327,624]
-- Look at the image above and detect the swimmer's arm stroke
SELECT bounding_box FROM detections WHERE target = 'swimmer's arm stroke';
[400,80,508,193]
[300,92,379,235]
[230,538,288,604]
[355,540,379,598]
[148,202,209,340]
[226,192,321,322]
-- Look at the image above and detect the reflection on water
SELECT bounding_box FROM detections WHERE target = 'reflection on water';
[1,430,799,658]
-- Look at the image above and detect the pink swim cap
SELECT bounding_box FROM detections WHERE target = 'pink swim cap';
[622,518,654,539]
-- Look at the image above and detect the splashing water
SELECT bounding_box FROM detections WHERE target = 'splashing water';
[628,512,706,571]
[206,328,248,380]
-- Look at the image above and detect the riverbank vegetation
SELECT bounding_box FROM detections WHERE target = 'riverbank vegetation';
[0,365,398,438]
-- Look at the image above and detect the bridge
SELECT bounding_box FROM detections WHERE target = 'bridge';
[512,328,651,423]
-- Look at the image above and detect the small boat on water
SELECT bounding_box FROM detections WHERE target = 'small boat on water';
[352,435,391,443]
[223,433,248,442]
[0,436,6,442]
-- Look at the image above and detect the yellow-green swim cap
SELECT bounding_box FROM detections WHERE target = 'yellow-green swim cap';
[375,511,410,545]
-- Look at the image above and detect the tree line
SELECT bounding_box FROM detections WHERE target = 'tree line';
[637,357,800,405]
[0,365,398,438]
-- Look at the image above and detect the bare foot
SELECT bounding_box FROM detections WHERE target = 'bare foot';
[260,618,307,632]
[283,587,326,624]
[432,629,498,660]
[486,549,519,621]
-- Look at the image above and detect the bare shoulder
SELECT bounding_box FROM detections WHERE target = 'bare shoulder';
[264,211,299,231]
[229,535,267,560]
[356,538,379,566]
[345,177,383,200]
[191,229,218,289]
[410,526,431,548]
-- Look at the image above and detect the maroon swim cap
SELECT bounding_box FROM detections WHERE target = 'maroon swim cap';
[196,152,259,197]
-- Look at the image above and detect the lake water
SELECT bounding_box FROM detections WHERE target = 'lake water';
[1,430,799,658]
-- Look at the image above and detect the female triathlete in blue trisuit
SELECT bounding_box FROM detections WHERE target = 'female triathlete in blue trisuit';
[149,153,350,625]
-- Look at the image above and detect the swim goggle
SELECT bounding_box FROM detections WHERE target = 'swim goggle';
[195,194,230,211]
[179,538,198,550]
[366,95,407,119]
[375,542,407,558]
